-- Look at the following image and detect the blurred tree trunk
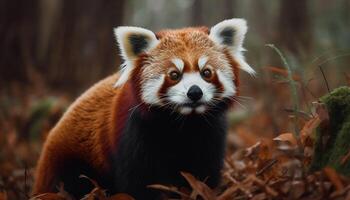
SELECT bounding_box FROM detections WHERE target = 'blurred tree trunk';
[223,0,235,19]
[0,0,39,85]
[40,0,125,93]
[191,0,203,26]
[0,0,125,94]
[278,1,312,57]
[253,1,269,40]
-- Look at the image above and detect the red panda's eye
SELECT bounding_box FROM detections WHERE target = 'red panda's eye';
[169,71,181,81]
[201,69,212,79]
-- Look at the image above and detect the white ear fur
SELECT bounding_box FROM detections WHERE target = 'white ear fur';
[114,26,159,61]
[209,18,255,75]
[113,26,159,87]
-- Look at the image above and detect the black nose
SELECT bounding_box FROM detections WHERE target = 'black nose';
[187,85,203,102]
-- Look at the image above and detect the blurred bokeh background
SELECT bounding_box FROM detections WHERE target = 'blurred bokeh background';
[0,0,350,199]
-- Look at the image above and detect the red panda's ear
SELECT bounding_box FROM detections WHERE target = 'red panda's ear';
[209,19,255,75]
[114,26,159,87]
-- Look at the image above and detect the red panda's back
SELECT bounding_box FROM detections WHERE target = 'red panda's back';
[33,73,120,195]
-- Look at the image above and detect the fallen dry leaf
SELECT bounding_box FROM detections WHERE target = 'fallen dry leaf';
[289,180,305,199]
[250,193,267,200]
[264,66,301,81]
[180,172,216,200]
[314,102,329,122]
[243,141,261,159]
[79,175,107,200]
[341,150,350,165]
[256,159,278,176]
[300,116,320,146]
[147,184,191,199]
[30,193,66,200]
[273,133,297,145]
[30,183,74,200]
[324,167,344,192]
[0,192,7,200]
[81,187,107,200]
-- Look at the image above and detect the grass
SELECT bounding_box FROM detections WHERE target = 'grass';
[266,44,301,139]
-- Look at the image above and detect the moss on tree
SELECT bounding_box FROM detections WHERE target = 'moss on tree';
[310,86,350,176]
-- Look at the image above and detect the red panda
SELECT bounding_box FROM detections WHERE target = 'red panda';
[32,19,255,199]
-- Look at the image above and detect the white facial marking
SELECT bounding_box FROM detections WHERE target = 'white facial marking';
[171,58,184,72]
[216,70,236,98]
[167,72,215,104]
[141,74,165,104]
[180,107,192,115]
[198,56,208,70]
[195,105,206,114]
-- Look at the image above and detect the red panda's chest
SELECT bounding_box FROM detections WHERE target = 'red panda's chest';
[110,103,229,198]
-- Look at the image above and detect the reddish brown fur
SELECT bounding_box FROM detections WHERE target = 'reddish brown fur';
[224,49,240,95]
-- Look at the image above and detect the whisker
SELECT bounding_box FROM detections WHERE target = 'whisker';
[231,98,247,110]
[128,102,144,119]
[128,102,143,112]
[200,113,214,128]
[235,95,253,100]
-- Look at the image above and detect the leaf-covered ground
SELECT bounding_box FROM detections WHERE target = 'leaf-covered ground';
[1,67,350,200]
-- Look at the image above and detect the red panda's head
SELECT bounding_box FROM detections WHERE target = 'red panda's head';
[114,19,255,115]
